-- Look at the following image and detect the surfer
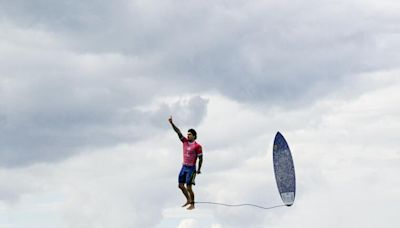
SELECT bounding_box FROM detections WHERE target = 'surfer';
[168,115,203,210]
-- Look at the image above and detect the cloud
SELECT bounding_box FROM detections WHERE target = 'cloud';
[1,72,399,227]
[0,141,178,228]
[199,71,400,228]
[177,219,201,228]
[1,0,400,227]
[0,39,209,167]
[0,92,208,167]
[0,18,213,167]
[3,0,398,109]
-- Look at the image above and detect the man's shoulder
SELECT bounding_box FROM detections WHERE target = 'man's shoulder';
[194,141,202,148]
[180,136,188,142]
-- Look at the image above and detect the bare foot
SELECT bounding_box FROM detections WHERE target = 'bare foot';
[181,202,190,207]
[187,204,195,210]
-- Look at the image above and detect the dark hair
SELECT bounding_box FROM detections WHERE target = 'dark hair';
[188,129,197,139]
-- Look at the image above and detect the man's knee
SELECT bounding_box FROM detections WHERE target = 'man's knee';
[178,183,185,189]
[186,184,192,191]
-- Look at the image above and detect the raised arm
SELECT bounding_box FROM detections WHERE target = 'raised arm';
[168,116,183,139]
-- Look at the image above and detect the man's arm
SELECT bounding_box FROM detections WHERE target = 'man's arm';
[197,155,203,174]
[168,116,183,139]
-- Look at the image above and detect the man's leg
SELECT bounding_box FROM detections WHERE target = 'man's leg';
[186,184,195,210]
[178,183,190,207]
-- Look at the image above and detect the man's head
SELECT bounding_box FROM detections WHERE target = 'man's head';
[187,129,197,141]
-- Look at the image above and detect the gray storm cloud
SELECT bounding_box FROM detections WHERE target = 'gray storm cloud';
[0,65,208,166]
[2,0,396,106]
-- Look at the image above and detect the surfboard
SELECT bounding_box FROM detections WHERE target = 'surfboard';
[273,132,296,206]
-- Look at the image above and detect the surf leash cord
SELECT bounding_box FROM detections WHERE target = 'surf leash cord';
[194,201,286,210]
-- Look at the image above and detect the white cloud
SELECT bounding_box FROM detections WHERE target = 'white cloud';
[177,219,200,228]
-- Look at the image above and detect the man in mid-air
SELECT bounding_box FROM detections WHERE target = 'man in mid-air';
[168,116,203,210]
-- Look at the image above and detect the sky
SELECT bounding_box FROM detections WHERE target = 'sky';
[0,0,399,227]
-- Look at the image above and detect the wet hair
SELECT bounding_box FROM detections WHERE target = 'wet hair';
[188,129,197,139]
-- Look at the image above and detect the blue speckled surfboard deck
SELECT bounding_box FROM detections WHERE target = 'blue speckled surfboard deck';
[273,132,296,206]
